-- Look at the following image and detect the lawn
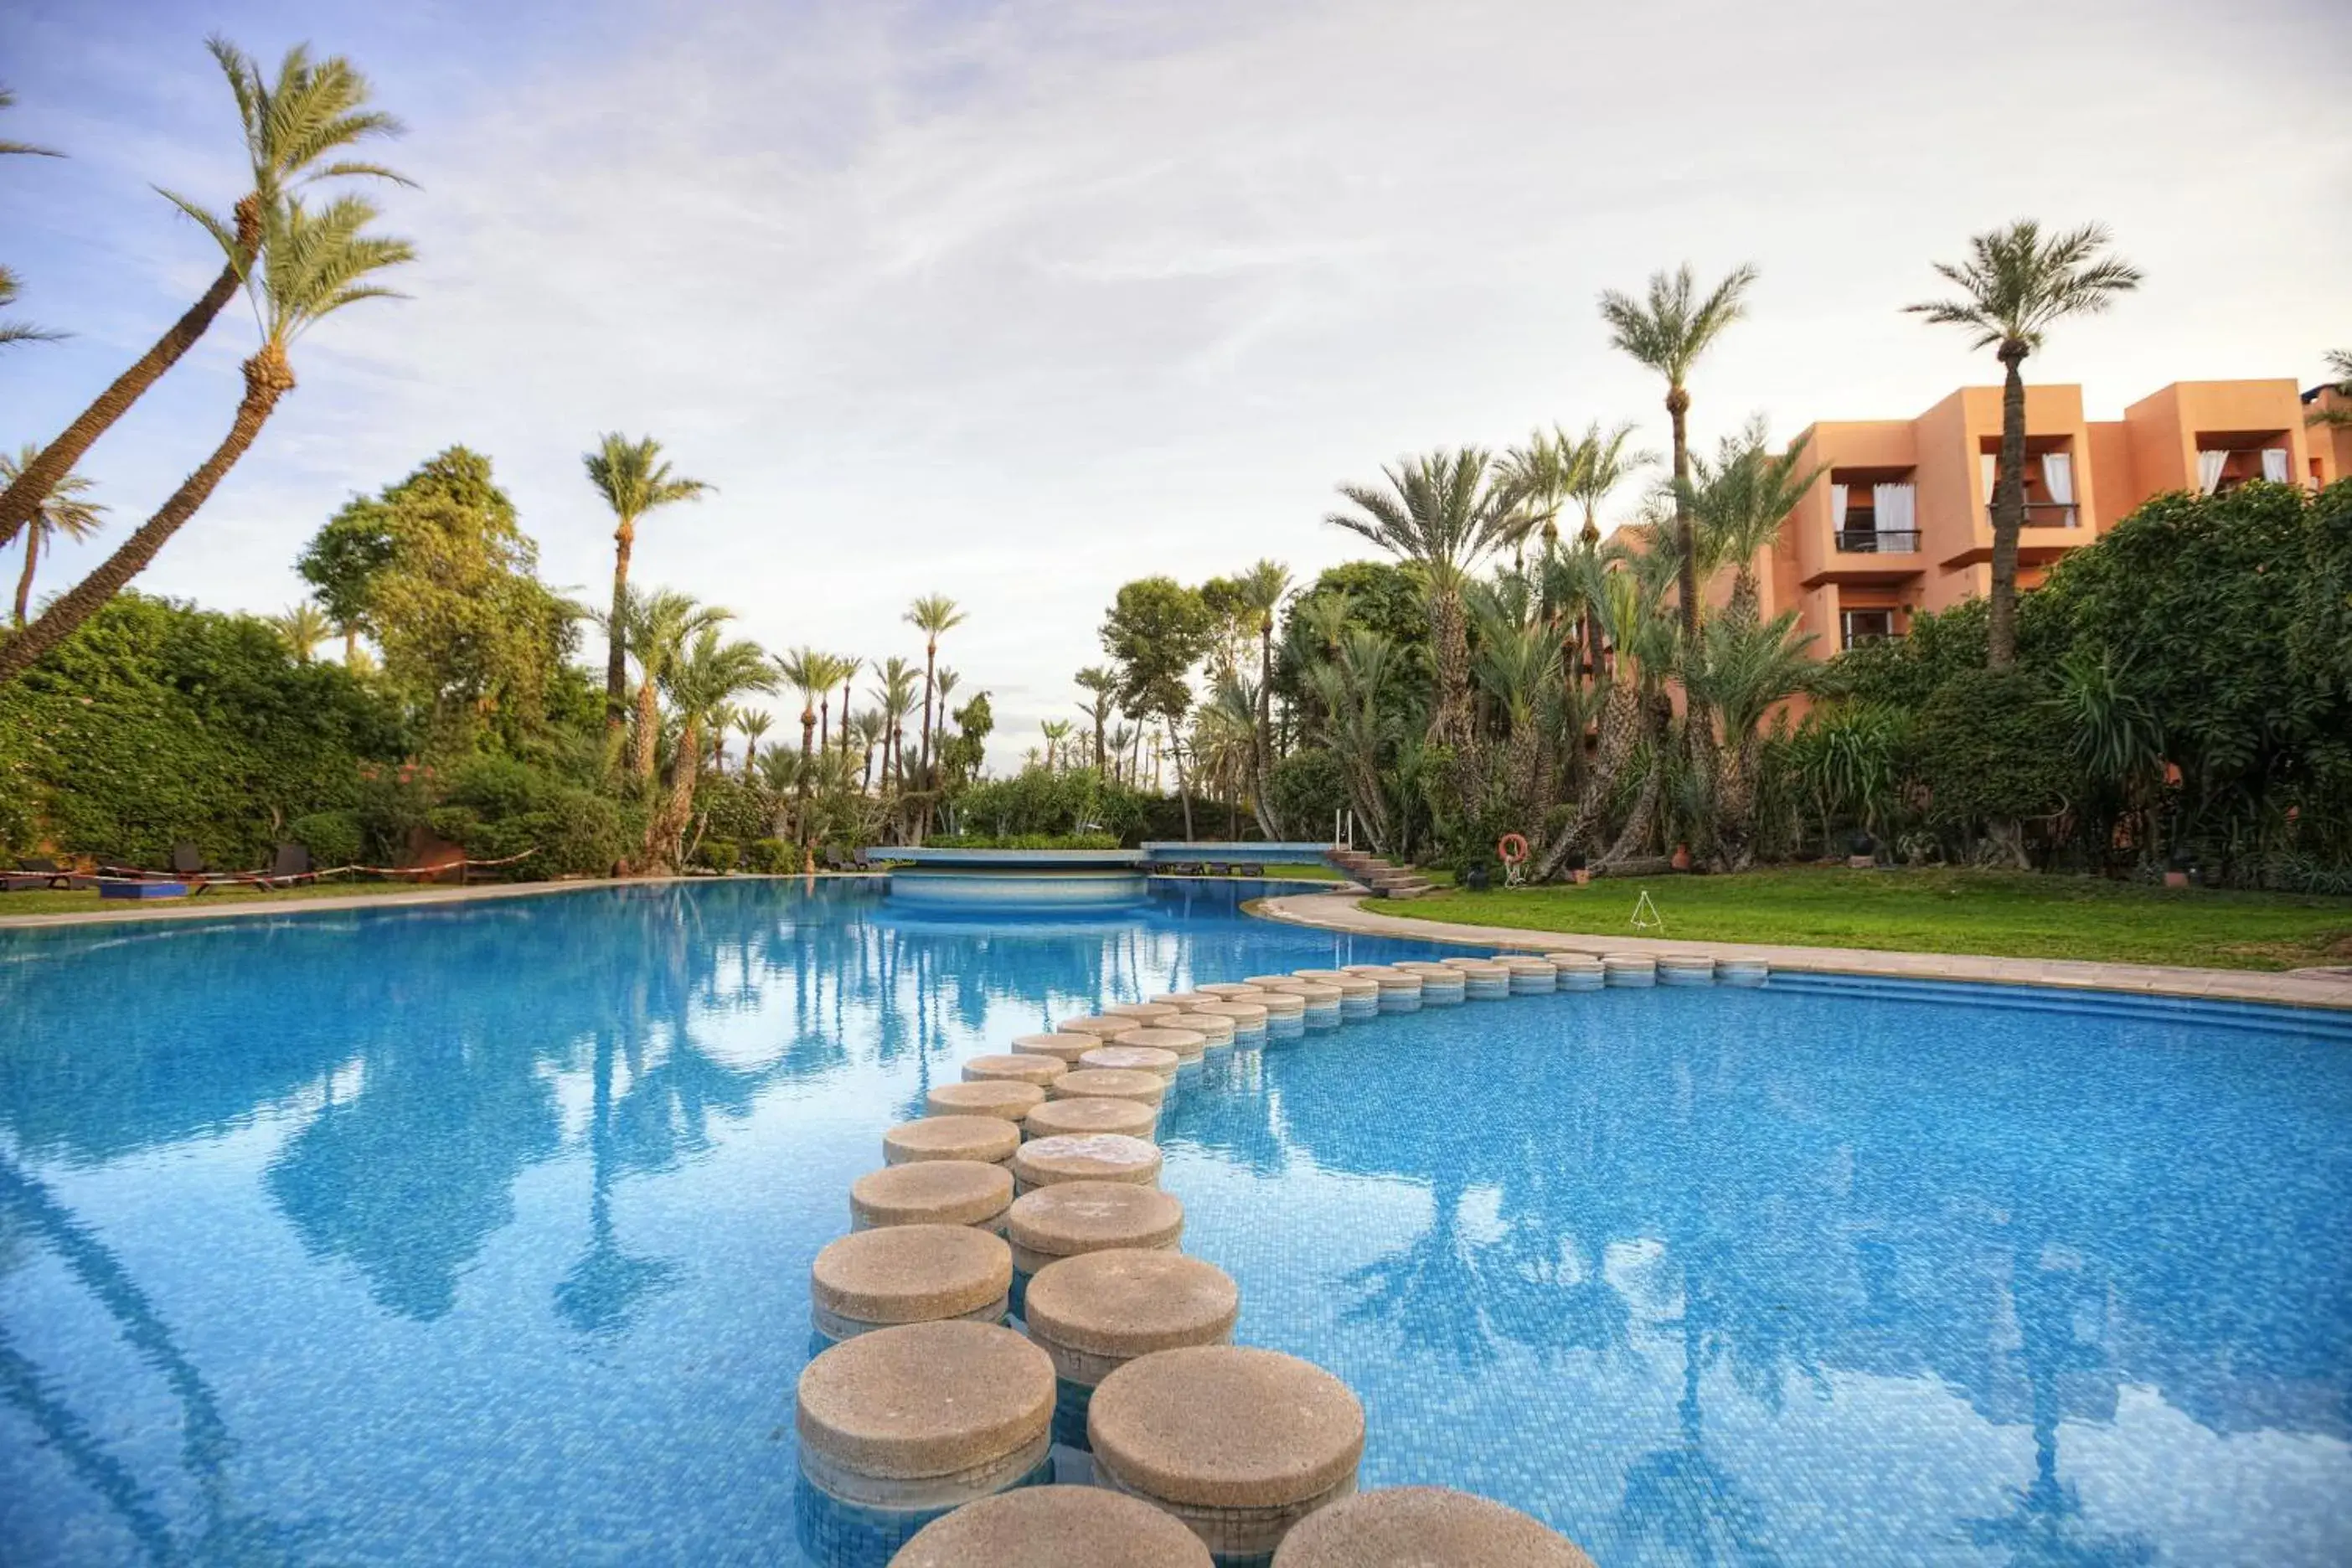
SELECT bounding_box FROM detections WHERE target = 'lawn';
[1375,865,2352,971]
[0,879,480,920]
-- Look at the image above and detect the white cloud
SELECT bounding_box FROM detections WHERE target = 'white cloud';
[14,0,2350,768]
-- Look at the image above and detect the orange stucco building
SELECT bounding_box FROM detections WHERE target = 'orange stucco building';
[1736,378,2342,656]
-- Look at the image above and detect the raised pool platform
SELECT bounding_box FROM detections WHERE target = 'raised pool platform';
[874,845,1342,911]
[872,843,1338,869]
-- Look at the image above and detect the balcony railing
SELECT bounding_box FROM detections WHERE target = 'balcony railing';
[1984,502,2080,528]
[1834,529,1920,554]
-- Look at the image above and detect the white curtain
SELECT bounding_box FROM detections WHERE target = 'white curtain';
[2261,447,2289,482]
[2040,451,2074,506]
[1872,482,1916,537]
[1830,483,1849,531]
[2197,450,2228,495]
[1980,452,1997,499]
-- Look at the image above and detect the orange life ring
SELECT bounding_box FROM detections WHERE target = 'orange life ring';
[1496,833,1529,865]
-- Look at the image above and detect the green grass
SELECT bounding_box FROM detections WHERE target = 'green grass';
[1375,865,2352,971]
[0,879,483,919]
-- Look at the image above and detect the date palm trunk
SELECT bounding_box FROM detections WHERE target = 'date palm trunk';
[0,343,293,685]
[1535,678,1639,880]
[0,198,260,554]
[13,527,39,627]
[1987,341,2030,668]
[633,678,661,780]
[645,715,701,872]
[604,518,635,730]
[1252,621,1281,838]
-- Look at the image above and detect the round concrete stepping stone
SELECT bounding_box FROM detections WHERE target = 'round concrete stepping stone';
[1011,1133,1163,1191]
[1024,1095,1158,1142]
[1148,990,1223,1008]
[1451,961,1512,998]
[1052,1067,1169,1109]
[926,1081,1046,1122]
[1089,1345,1364,1560]
[1292,970,1379,998]
[1602,952,1658,988]
[808,1225,1012,1340]
[1271,1488,1596,1568]
[1103,1002,1183,1025]
[1012,1032,1102,1065]
[1546,953,1606,991]
[1196,983,1271,999]
[1436,957,1493,971]
[1028,1251,1239,1449]
[1060,1014,1145,1039]
[885,1116,1021,1168]
[852,1160,1015,1231]
[797,1320,1051,1504]
[1718,957,1769,987]
[1247,988,1306,1016]
[1080,1045,1182,1083]
[1166,1010,1235,1047]
[1657,953,1715,986]
[1393,962,1467,984]
[1344,966,1424,991]
[890,1484,1214,1568]
[1183,998,1267,1029]
[1005,1180,1184,1275]
[962,1053,1066,1086]
[1110,1025,1208,1061]
[1492,955,1558,993]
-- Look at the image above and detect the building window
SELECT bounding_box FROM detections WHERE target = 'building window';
[1840,609,1899,650]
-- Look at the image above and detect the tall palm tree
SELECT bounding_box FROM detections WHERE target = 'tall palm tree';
[1686,611,1815,871]
[1039,719,1073,770]
[870,656,919,796]
[833,656,861,758]
[1565,420,1655,548]
[0,192,414,683]
[1498,428,1592,555]
[269,601,332,663]
[584,433,712,729]
[1230,560,1291,836]
[1682,419,1823,624]
[1907,220,2140,667]
[1599,262,1757,647]
[1327,448,1529,817]
[905,593,966,797]
[773,647,832,843]
[852,709,886,792]
[646,628,774,871]
[627,590,732,781]
[1,446,103,627]
[2,87,66,352]
[0,39,409,553]
[1075,665,1118,771]
[737,709,771,781]
[2307,349,2352,429]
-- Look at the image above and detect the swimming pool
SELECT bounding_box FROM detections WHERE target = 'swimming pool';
[2,879,2346,1565]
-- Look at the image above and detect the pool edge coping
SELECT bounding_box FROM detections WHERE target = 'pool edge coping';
[1251,892,2352,1014]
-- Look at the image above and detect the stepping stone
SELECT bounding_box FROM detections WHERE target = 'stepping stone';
[962,1053,1066,1086]
[808,1225,1012,1342]
[1195,983,1271,999]
[1657,954,1715,986]
[1292,970,1379,1000]
[885,1116,1021,1168]
[1103,1002,1183,1025]
[1006,1180,1184,1277]
[926,1081,1046,1122]
[1012,1032,1102,1065]
[1112,1025,1210,1062]
[1602,953,1658,988]
[1491,955,1557,993]
[1164,1011,1236,1047]
[1024,1096,1158,1142]
[1718,957,1769,988]
[1450,961,1512,998]
[1011,1133,1163,1193]
[1058,1014,1141,1039]
[852,1160,1014,1232]
[1271,1488,1596,1568]
[1181,1000,1267,1033]
[1089,1345,1364,1564]
[1026,1251,1240,1448]
[889,1484,1212,1568]
[1051,1067,1168,1110]
[796,1322,1053,1555]
[1080,1045,1182,1083]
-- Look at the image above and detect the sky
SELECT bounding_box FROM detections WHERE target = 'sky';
[5,0,2349,770]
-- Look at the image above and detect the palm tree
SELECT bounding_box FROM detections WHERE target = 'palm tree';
[852,709,886,791]
[1534,559,1676,880]
[833,656,861,758]
[1075,665,1118,771]
[2,446,103,627]
[1039,719,1073,770]
[627,590,732,781]
[1906,220,2140,667]
[905,593,966,798]
[1327,448,1529,817]
[1599,262,1757,646]
[870,657,919,796]
[2308,349,2352,429]
[1230,560,1291,836]
[2,87,66,352]
[645,628,774,870]
[737,709,771,781]
[0,192,414,684]
[269,601,332,663]
[584,434,712,730]
[773,647,832,843]
[1106,721,1136,785]
[1471,602,1563,828]
[1498,428,1592,555]
[1683,419,1823,624]
[0,39,409,554]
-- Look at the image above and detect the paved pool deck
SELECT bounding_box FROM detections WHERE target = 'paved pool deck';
[1256,892,2352,1014]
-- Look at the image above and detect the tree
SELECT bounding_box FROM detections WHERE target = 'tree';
[0,39,408,553]
[2305,349,2352,430]
[1685,611,1815,870]
[644,627,772,872]
[1075,664,1118,771]
[1599,262,1756,649]
[0,191,415,684]
[2,86,66,352]
[905,593,966,790]
[583,434,712,731]
[623,589,730,781]
[833,656,860,758]
[269,601,332,663]
[737,709,771,781]
[870,656,919,797]
[773,647,833,846]
[1683,419,1823,624]
[1100,576,1215,836]
[1907,220,2140,667]
[1498,427,1592,555]
[3,446,105,627]
[1230,560,1291,837]
[1039,719,1073,769]
[1327,449,1527,827]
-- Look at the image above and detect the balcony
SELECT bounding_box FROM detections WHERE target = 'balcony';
[1983,502,2080,529]
[1835,529,1920,554]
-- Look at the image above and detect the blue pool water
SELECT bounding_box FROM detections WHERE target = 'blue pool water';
[2,879,2347,1565]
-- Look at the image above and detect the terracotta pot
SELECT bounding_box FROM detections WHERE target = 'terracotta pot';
[1670,845,1691,871]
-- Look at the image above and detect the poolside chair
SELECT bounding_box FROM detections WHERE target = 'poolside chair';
[170,843,207,878]
[258,842,315,887]
[3,856,75,892]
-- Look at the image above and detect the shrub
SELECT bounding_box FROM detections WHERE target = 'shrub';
[694,837,740,871]
[289,809,364,869]
[426,756,632,879]
[923,833,1122,850]
[1268,747,1347,837]
[1911,668,2073,839]
[745,837,796,874]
